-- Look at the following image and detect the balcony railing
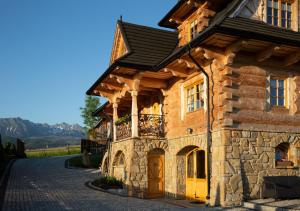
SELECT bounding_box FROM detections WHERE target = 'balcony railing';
[116,115,132,140]
[139,114,164,137]
[115,114,165,140]
[95,129,109,140]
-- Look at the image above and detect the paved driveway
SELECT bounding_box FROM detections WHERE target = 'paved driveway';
[1,156,182,211]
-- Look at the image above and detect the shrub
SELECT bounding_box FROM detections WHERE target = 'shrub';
[92,176,123,189]
[4,142,16,155]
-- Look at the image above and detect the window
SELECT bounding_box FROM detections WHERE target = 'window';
[187,83,204,112]
[270,78,285,107]
[190,19,199,40]
[275,143,294,167]
[267,0,293,29]
[196,150,206,179]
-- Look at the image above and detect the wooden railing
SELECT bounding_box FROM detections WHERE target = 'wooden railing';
[116,115,132,140]
[115,114,165,140]
[139,114,165,137]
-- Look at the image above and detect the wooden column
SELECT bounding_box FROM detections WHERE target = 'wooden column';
[113,102,119,142]
[131,90,139,138]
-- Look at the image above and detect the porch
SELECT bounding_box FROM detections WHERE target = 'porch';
[111,90,166,142]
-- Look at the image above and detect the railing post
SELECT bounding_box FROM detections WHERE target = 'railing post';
[131,90,139,138]
[113,101,119,141]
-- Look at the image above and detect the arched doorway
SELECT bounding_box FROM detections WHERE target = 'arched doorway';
[147,148,165,198]
[113,151,125,181]
[186,148,207,201]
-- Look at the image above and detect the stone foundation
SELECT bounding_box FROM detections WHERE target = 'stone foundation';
[108,130,300,207]
[211,129,300,207]
[109,137,168,198]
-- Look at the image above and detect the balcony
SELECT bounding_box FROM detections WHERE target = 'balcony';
[115,114,165,141]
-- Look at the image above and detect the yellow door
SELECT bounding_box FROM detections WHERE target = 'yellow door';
[148,153,164,198]
[186,149,207,201]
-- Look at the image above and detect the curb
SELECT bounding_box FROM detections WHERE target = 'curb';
[85,181,127,197]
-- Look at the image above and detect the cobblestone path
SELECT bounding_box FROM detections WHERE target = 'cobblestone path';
[1,156,182,211]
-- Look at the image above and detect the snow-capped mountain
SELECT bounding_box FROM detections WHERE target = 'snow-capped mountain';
[0,118,85,138]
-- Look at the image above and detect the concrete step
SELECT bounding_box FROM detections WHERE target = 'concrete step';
[243,199,300,211]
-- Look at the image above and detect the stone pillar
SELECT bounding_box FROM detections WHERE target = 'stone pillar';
[113,102,119,142]
[131,90,139,138]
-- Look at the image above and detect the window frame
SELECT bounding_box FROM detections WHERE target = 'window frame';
[186,81,204,113]
[189,19,199,41]
[270,77,287,108]
[267,0,294,29]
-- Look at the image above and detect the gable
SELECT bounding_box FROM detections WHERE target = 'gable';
[231,0,265,21]
[110,24,128,65]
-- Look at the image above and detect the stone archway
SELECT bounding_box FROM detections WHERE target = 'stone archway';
[101,152,109,175]
[112,151,126,181]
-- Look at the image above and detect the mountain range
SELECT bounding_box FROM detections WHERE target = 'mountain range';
[0,118,85,149]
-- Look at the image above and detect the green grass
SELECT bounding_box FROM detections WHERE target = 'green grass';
[26,145,81,158]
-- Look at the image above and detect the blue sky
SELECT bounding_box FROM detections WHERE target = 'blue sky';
[0,0,176,125]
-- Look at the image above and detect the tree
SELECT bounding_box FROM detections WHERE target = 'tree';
[80,95,101,136]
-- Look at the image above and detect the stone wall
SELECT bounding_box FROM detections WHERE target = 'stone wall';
[109,137,168,198]
[214,129,300,207]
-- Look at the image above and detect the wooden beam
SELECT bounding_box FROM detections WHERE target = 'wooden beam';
[100,82,123,91]
[169,18,182,24]
[140,78,168,89]
[164,67,188,78]
[284,51,300,66]
[257,45,281,62]
[187,0,201,8]
[177,59,199,69]
[225,39,248,55]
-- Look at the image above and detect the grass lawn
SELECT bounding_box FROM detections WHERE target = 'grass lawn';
[26,145,81,158]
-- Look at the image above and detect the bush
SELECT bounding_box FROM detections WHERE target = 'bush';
[92,176,123,189]
[90,153,104,168]
[4,142,16,155]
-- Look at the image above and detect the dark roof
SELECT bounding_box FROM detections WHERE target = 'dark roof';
[156,0,243,68]
[88,0,300,95]
[92,101,109,117]
[158,0,193,29]
[86,21,178,95]
[158,0,236,29]
[219,17,300,46]
[118,21,178,67]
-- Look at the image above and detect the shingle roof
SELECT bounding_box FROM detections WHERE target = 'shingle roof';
[219,17,300,46]
[117,21,178,68]
[86,21,178,95]
[88,0,300,95]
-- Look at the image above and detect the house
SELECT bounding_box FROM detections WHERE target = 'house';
[87,0,300,207]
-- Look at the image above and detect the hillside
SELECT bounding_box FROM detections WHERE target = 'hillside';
[0,118,85,149]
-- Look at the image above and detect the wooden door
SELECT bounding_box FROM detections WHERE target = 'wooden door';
[186,149,207,201]
[148,153,164,198]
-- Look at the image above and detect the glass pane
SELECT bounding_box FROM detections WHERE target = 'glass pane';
[278,98,284,106]
[287,3,291,12]
[278,88,284,97]
[271,97,277,106]
[271,88,277,97]
[270,79,276,88]
[274,0,278,9]
[274,11,278,26]
[196,150,206,179]
[278,80,284,88]
[187,153,194,178]
[267,0,272,7]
